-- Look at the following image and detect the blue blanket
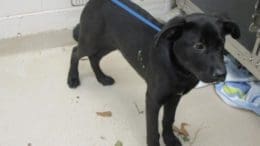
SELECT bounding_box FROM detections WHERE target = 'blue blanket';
[215,55,260,115]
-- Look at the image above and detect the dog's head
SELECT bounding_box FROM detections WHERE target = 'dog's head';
[155,13,240,83]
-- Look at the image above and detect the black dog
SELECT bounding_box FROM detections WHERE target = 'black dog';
[67,0,240,145]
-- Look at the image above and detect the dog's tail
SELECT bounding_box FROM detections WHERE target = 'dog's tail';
[73,24,80,42]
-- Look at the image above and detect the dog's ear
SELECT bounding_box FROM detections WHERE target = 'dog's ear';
[155,16,186,46]
[218,16,240,39]
[222,20,240,39]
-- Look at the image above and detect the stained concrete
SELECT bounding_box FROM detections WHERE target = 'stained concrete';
[0,46,259,146]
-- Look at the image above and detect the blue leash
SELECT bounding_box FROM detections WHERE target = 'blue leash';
[111,0,162,32]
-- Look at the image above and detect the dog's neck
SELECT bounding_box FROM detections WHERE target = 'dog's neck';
[170,45,194,78]
[156,40,197,79]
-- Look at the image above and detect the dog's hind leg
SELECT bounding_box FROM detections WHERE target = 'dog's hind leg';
[162,96,182,146]
[89,49,115,86]
[67,46,81,88]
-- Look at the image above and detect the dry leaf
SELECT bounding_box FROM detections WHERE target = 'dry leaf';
[180,123,189,137]
[115,140,123,146]
[173,125,181,133]
[96,111,112,117]
[173,122,190,137]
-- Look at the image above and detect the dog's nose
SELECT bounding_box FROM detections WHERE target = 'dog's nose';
[212,69,226,81]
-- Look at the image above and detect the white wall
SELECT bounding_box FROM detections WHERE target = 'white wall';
[0,0,173,40]
[0,0,83,39]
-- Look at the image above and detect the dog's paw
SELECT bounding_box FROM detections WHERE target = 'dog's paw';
[163,133,182,146]
[97,75,115,86]
[67,75,80,88]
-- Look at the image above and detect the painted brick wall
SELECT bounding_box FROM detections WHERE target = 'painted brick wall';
[0,0,173,40]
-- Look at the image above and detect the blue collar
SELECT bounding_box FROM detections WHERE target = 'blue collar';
[111,0,162,32]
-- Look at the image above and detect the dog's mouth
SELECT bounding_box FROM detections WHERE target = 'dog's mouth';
[200,76,226,83]
[199,79,221,84]
[196,73,226,83]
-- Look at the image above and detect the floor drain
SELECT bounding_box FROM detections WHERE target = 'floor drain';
[71,0,88,6]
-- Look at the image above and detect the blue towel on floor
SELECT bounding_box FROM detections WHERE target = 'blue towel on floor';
[215,55,260,116]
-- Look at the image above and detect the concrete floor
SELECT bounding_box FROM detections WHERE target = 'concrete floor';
[0,46,259,146]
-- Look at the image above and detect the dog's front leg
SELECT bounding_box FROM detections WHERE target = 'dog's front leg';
[146,91,162,146]
[162,96,182,146]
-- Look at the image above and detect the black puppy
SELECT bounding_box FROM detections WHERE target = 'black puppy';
[67,0,240,146]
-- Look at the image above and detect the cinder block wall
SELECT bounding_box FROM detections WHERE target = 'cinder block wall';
[0,0,174,40]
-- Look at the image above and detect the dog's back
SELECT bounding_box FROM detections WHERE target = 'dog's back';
[75,0,163,78]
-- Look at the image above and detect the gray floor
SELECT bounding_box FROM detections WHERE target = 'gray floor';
[0,46,259,146]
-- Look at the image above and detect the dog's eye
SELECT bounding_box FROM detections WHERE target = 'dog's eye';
[193,42,205,50]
